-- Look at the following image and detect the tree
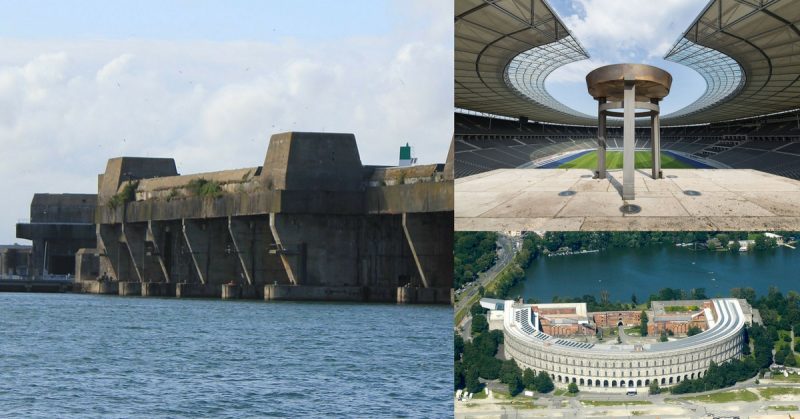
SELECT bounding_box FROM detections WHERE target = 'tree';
[640,310,649,337]
[649,380,660,395]
[455,334,465,361]
[478,357,502,380]
[522,368,537,390]
[568,382,579,394]
[470,302,486,317]
[534,371,554,393]
[499,360,522,386]
[471,314,489,335]
[600,290,610,306]
[508,374,524,396]
[775,349,786,365]
[687,326,702,336]
[691,288,707,299]
[455,361,465,390]
[730,287,757,304]
[785,353,798,367]
[660,332,668,342]
[466,367,481,393]
[631,293,638,306]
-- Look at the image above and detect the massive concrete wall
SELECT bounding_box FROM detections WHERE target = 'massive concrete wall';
[82,132,452,303]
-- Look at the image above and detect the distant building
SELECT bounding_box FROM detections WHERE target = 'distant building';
[16,194,97,277]
[479,298,505,310]
[0,244,32,277]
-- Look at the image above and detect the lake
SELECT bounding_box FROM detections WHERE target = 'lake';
[510,245,799,302]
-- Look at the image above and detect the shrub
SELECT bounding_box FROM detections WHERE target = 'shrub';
[187,178,223,198]
[107,181,139,209]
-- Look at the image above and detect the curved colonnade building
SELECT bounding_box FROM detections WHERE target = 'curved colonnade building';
[500,298,748,392]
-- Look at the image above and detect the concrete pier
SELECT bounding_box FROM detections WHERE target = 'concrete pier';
[396,286,452,304]
[76,280,118,295]
[118,281,141,296]
[141,282,175,297]
[0,279,73,293]
[264,284,395,303]
[221,284,261,300]
[175,283,221,299]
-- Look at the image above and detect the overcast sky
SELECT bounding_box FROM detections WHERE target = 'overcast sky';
[546,0,710,116]
[0,0,453,244]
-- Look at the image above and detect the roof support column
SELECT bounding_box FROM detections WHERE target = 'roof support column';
[623,78,636,200]
[650,98,662,179]
[596,98,607,179]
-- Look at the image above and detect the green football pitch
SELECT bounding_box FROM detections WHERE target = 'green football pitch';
[559,151,694,169]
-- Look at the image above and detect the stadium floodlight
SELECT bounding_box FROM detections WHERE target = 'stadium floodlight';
[586,64,672,200]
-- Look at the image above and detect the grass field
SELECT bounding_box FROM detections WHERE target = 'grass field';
[559,151,694,169]
[680,389,759,403]
[760,387,800,400]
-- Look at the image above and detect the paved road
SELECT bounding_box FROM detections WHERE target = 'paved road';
[455,233,518,333]
[457,376,800,418]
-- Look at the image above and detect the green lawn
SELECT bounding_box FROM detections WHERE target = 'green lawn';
[471,391,487,399]
[760,387,800,400]
[680,389,759,403]
[553,388,577,397]
[559,151,694,169]
[771,373,800,383]
[767,405,799,411]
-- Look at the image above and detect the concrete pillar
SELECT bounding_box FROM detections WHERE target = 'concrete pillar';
[97,224,120,280]
[227,217,254,285]
[597,98,607,179]
[268,213,307,285]
[182,218,208,284]
[401,212,453,289]
[650,98,662,179]
[622,78,636,200]
[147,221,171,283]
[120,223,146,282]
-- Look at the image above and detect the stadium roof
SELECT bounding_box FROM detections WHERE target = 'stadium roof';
[455,0,595,126]
[455,0,800,127]
[663,0,800,125]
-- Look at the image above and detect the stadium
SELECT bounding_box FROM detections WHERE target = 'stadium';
[454,0,800,231]
[487,298,752,393]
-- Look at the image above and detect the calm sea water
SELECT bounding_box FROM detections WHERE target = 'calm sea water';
[0,294,451,418]
[510,246,800,302]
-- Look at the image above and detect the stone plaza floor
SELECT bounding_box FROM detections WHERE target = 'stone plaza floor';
[455,168,800,231]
